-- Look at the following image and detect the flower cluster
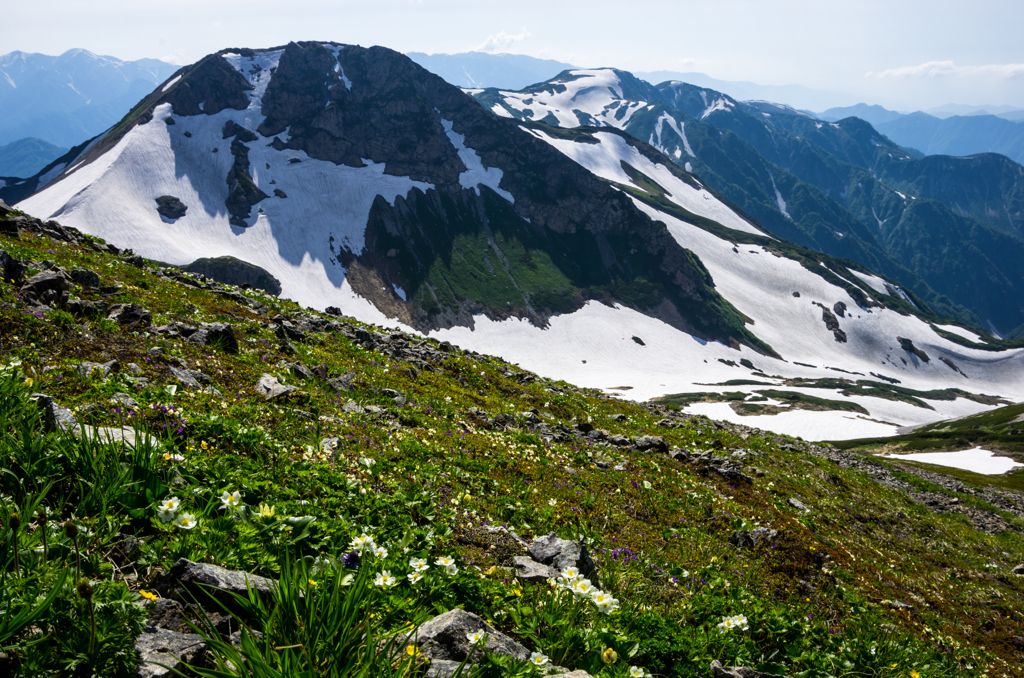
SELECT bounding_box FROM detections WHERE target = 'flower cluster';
[556,567,619,614]
[717,614,749,632]
[156,497,196,530]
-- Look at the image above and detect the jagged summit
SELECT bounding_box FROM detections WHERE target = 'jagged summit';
[10,42,1024,439]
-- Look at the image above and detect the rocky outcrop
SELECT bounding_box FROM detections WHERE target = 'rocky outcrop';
[528,533,599,583]
[183,256,282,296]
[155,196,188,220]
[255,374,297,400]
[134,627,207,678]
[107,303,153,328]
[187,322,239,353]
[404,608,530,664]
[729,528,779,549]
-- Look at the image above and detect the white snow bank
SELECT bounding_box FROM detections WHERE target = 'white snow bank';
[886,447,1023,475]
[525,128,766,237]
[440,117,514,203]
[685,403,900,441]
[162,75,182,92]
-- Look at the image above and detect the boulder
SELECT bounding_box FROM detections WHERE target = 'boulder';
[170,366,211,390]
[144,598,190,633]
[424,660,463,678]
[275,321,306,342]
[729,528,779,549]
[513,555,558,583]
[787,497,809,512]
[20,270,69,307]
[66,299,109,317]
[711,660,789,678]
[155,196,188,220]
[550,672,594,678]
[134,628,207,678]
[529,533,599,582]
[107,303,153,327]
[69,268,101,288]
[161,559,276,610]
[32,393,79,433]
[405,609,530,663]
[633,435,668,454]
[0,249,27,284]
[285,362,314,380]
[76,360,120,379]
[188,322,239,353]
[255,374,296,400]
[111,392,141,410]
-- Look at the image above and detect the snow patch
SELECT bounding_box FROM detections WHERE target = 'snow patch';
[161,75,181,93]
[392,284,407,301]
[321,44,352,90]
[887,448,1023,475]
[684,162,693,173]
[769,173,790,219]
[37,163,67,189]
[440,116,514,203]
[491,103,513,118]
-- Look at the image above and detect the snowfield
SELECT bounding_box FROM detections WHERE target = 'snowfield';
[16,50,1024,442]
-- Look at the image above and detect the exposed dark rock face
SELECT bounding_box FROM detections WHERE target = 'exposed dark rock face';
[155,195,188,219]
[107,303,153,327]
[187,322,239,353]
[183,256,282,295]
[225,139,269,227]
[813,301,847,343]
[898,336,930,362]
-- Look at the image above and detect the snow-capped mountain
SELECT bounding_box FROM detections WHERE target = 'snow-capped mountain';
[13,43,1024,440]
[0,49,178,148]
[475,70,1024,337]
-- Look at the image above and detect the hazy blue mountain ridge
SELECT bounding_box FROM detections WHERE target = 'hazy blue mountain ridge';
[0,49,178,147]
[0,137,68,178]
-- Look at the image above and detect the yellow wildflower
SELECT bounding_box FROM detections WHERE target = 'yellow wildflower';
[139,590,158,601]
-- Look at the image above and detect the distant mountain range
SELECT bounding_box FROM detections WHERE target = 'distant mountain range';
[406,52,576,91]
[10,41,1024,439]
[820,103,1024,165]
[0,137,67,177]
[475,69,1024,336]
[0,49,178,148]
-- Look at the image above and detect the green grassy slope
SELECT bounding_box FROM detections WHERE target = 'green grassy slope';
[0,212,1023,676]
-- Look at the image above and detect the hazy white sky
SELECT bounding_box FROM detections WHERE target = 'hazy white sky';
[6,0,1024,110]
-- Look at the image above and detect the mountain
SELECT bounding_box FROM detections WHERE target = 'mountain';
[9,42,1024,441]
[820,104,1024,166]
[405,51,576,90]
[474,70,1024,334]
[633,71,849,112]
[0,49,178,148]
[874,113,1024,167]
[0,137,68,178]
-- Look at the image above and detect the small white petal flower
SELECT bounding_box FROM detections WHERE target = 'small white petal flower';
[445,563,458,576]
[570,578,595,599]
[436,555,455,568]
[373,545,389,559]
[174,513,197,530]
[466,631,486,646]
[407,571,424,584]
[158,497,181,512]
[629,667,647,678]
[220,490,242,509]
[374,570,398,587]
[548,498,557,507]
[410,557,429,572]
[157,508,176,523]
[529,652,549,666]
[350,534,376,554]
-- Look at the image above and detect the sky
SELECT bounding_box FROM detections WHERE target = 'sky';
[5,0,1024,111]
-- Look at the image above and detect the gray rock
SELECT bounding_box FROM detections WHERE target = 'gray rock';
[275,321,306,342]
[729,528,779,549]
[633,435,669,454]
[170,366,211,390]
[285,362,314,380]
[77,359,120,379]
[70,268,101,288]
[787,497,809,512]
[549,672,595,678]
[188,322,239,353]
[513,555,558,583]
[607,434,630,447]
[163,559,276,610]
[342,400,365,414]
[155,196,188,220]
[405,608,529,663]
[111,392,141,410]
[153,322,197,338]
[134,628,207,678]
[528,533,599,582]
[32,393,79,433]
[256,374,296,400]
[21,269,70,296]
[424,660,464,678]
[0,249,27,284]
[107,303,153,327]
[126,362,144,375]
[711,659,789,678]
[145,598,190,633]
[148,347,165,356]
[1012,564,1024,575]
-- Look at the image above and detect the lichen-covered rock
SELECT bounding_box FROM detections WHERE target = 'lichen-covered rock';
[134,627,207,678]
[529,533,599,582]
[729,528,779,549]
[513,555,558,583]
[170,366,211,390]
[188,322,239,353]
[77,360,120,379]
[711,659,789,677]
[405,608,530,664]
[160,559,276,611]
[256,374,296,400]
[107,303,153,327]
[70,267,101,288]
[633,435,668,454]
[32,393,79,433]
